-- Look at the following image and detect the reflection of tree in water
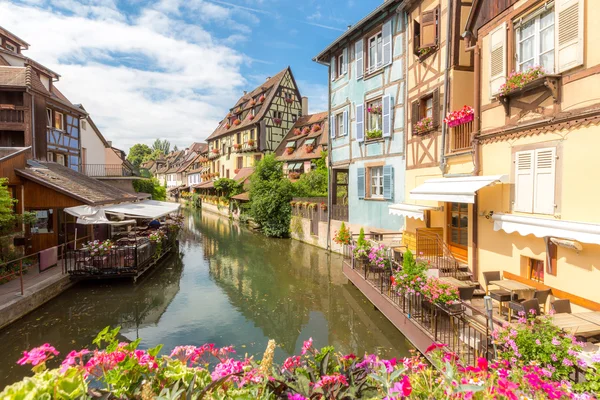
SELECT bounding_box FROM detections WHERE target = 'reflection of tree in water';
[0,253,185,387]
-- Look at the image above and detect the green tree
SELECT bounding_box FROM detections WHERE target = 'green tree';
[0,179,36,261]
[143,149,165,163]
[173,145,179,152]
[152,139,170,154]
[132,178,166,201]
[292,151,328,197]
[213,178,242,200]
[249,154,293,238]
[127,144,152,169]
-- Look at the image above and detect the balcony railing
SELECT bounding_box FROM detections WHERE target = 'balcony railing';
[448,121,473,153]
[0,106,25,124]
[83,164,137,177]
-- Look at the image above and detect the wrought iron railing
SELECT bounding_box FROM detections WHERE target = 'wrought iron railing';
[83,164,136,177]
[0,106,25,123]
[416,231,462,278]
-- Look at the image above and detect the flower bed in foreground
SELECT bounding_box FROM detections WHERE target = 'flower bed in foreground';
[2,326,597,399]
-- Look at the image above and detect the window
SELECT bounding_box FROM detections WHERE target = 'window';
[47,152,54,162]
[514,147,557,214]
[369,166,384,198]
[336,113,344,138]
[411,88,440,134]
[367,31,383,73]
[30,209,53,234]
[414,8,440,55]
[423,96,433,118]
[46,109,53,128]
[5,42,16,52]
[516,8,555,73]
[305,138,316,146]
[448,202,469,248]
[292,114,297,122]
[337,52,344,77]
[367,99,382,134]
[528,258,545,283]
[275,111,283,120]
[237,157,243,170]
[286,141,296,148]
[54,111,64,131]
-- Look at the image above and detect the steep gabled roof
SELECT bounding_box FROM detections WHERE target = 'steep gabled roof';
[189,142,208,153]
[275,111,329,162]
[206,67,292,141]
[0,26,30,49]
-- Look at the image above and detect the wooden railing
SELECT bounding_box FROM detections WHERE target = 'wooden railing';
[416,230,462,278]
[0,106,25,124]
[330,204,349,222]
[449,121,473,153]
[83,164,137,177]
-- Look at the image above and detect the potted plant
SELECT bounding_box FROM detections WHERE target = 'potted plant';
[285,97,294,104]
[286,147,294,155]
[211,148,219,155]
[367,104,382,115]
[414,117,433,134]
[249,99,256,106]
[273,118,282,125]
[392,250,427,296]
[333,222,351,246]
[247,139,255,147]
[366,129,383,139]
[368,243,392,272]
[421,277,461,313]
[418,46,435,59]
[236,106,242,114]
[302,126,310,135]
[225,123,231,129]
[320,202,327,211]
[353,228,370,262]
[290,201,297,207]
[234,168,240,174]
[247,114,255,121]
[233,143,242,151]
[307,203,317,211]
[293,128,302,136]
[500,66,546,96]
[233,119,242,126]
[305,144,314,153]
[226,112,232,118]
[311,124,321,132]
[259,94,265,103]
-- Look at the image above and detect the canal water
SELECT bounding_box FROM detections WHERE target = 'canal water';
[0,209,412,388]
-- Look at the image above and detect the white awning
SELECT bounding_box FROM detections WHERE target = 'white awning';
[388,203,442,220]
[65,200,181,222]
[492,213,600,245]
[410,175,509,204]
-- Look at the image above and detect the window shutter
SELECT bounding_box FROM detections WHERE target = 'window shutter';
[556,0,584,72]
[411,100,420,133]
[432,88,440,128]
[514,150,534,213]
[382,19,393,67]
[355,39,364,80]
[434,7,440,45]
[382,94,393,137]
[413,21,421,55]
[489,23,507,96]
[330,115,336,139]
[342,47,348,74]
[330,56,336,81]
[420,10,436,47]
[357,168,365,199]
[343,108,349,136]
[356,103,365,142]
[533,148,556,214]
[383,165,394,200]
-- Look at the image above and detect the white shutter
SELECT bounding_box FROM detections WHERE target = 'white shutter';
[382,95,392,137]
[514,150,534,213]
[356,103,365,142]
[355,39,364,80]
[533,148,556,214]
[556,0,584,72]
[343,108,349,136]
[382,19,393,67]
[330,115,336,139]
[330,56,336,81]
[342,47,348,74]
[489,23,507,97]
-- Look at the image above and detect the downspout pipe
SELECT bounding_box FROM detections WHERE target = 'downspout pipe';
[439,0,453,174]
[30,91,36,159]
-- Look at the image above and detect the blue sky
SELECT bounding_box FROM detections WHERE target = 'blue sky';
[0,0,383,151]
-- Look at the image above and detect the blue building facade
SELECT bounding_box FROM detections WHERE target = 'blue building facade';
[315,0,406,232]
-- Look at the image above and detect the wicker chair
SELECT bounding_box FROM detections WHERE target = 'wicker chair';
[534,289,552,313]
[508,298,541,319]
[458,286,476,302]
[482,271,515,316]
[551,299,572,314]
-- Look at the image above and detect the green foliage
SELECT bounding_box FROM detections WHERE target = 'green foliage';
[213,178,242,200]
[393,249,428,294]
[249,154,293,238]
[292,151,328,197]
[332,222,351,245]
[132,178,166,201]
[152,139,171,154]
[0,178,36,263]
[127,143,152,169]
[143,149,166,163]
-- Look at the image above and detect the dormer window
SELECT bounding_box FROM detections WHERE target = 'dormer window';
[305,138,316,147]
[5,42,16,52]
[286,141,296,148]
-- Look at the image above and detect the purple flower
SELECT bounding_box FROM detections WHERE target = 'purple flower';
[562,358,573,367]
[551,337,561,346]
[551,354,558,362]
[288,394,308,400]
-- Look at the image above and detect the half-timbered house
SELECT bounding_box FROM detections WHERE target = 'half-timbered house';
[205,67,304,180]
[462,0,600,310]
[314,0,407,234]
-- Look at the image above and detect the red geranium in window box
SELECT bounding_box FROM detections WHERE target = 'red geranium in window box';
[247,139,255,147]
[233,143,242,151]
[293,128,302,136]
[302,126,310,135]
[225,123,231,129]
[311,124,321,132]
[259,94,265,103]
[247,114,255,121]
[233,119,241,126]
[305,144,314,153]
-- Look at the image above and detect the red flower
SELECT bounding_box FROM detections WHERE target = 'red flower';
[425,342,447,354]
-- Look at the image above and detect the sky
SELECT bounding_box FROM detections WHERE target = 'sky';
[0,0,384,152]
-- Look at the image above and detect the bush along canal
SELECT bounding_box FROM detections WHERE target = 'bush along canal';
[0,208,413,388]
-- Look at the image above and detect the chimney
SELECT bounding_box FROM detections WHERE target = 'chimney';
[266,76,271,81]
[243,91,247,95]
[107,141,112,147]
[301,97,309,116]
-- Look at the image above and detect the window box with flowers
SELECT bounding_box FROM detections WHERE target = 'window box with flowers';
[233,119,241,126]
[304,144,314,153]
[247,139,255,147]
[285,97,294,104]
[301,126,310,135]
[319,202,327,211]
[293,128,302,136]
[273,118,282,126]
[225,123,231,130]
[498,67,560,116]
[234,168,240,174]
[443,105,474,127]
[414,117,433,134]
[417,45,437,62]
[366,100,383,141]
[249,99,256,106]
[235,106,242,114]
[233,143,242,151]
[211,148,220,155]
[366,129,382,140]
[311,124,321,133]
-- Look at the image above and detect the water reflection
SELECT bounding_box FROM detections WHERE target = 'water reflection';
[0,209,412,388]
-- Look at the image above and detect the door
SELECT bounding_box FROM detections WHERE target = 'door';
[447,202,468,261]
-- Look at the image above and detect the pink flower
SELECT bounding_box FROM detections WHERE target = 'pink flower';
[211,358,245,380]
[425,342,447,354]
[551,337,561,346]
[301,338,313,355]
[496,377,519,399]
[477,357,488,372]
[282,356,302,372]
[17,343,59,366]
[389,375,412,397]
[313,374,348,389]
[288,394,308,400]
[60,349,90,373]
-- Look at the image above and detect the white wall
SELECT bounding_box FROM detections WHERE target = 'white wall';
[80,118,106,165]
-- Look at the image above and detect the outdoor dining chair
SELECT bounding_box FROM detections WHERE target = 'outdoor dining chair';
[534,289,552,314]
[508,298,541,319]
[551,299,572,314]
[482,271,515,316]
[458,286,476,302]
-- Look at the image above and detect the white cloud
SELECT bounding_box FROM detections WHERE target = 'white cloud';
[0,1,248,151]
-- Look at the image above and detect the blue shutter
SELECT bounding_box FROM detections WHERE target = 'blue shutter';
[356,103,364,142]
[382,19,393,67]
[357,168,365,199]
[383,165,394,200]
[330,56,336,81]
[342,47,348,74]
[355,40,364,80]
[382,94,393,138]
[343,108,349,136]
[330,115,336,139]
